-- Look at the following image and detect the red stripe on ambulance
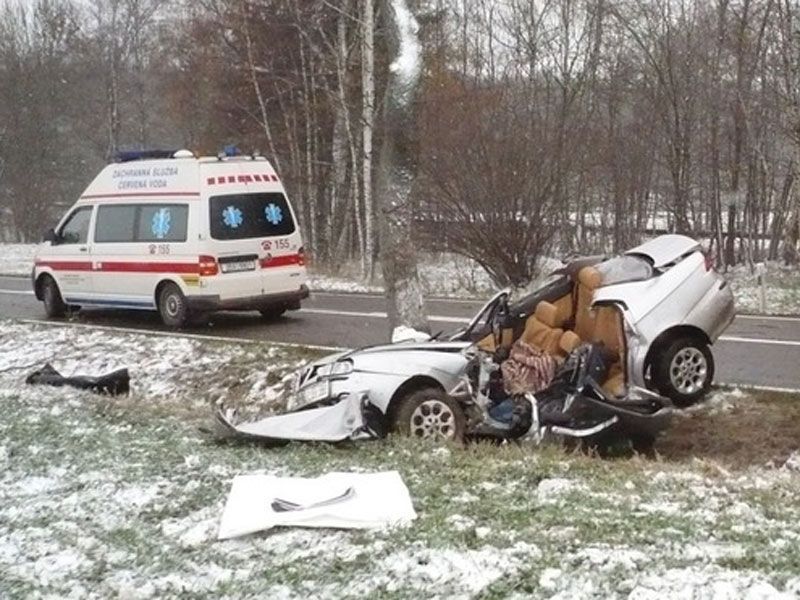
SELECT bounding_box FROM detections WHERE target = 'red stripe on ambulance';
[35,260,93,271]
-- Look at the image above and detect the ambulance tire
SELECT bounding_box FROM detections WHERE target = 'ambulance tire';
[259,306,287,320]
[157,282,189,328]
[41,276,67,318]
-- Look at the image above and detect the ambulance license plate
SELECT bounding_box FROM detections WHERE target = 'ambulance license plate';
[221,260,256,273]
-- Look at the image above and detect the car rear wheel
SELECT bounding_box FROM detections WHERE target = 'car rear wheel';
[652,337,714,406]
[157,282,188,328]
[41,276,67,318]
[393,387,466,442]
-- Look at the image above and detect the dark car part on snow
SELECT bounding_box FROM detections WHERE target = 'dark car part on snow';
[25,363,130,395]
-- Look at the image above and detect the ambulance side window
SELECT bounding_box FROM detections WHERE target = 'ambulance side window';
[58,207,93,245]
[95,205,137,243]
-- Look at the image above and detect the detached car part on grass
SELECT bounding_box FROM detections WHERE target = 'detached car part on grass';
[219,235,733,447]
[26,363,130,395]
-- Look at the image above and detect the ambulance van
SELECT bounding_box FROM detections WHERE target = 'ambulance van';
[32,150,309,327]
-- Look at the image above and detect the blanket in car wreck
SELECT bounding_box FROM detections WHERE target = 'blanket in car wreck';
[501,340,558,395]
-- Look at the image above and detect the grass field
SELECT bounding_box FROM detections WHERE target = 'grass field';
[2,321,800,598]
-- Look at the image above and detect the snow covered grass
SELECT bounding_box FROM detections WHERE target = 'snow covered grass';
[0,243,36,276]
[3,320,800,598]
[308,252,499,298]
[727,261,800,315]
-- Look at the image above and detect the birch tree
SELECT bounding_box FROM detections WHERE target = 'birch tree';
[376,0,429,334]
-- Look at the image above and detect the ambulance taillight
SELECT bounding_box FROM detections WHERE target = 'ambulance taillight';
[198,255,219,276]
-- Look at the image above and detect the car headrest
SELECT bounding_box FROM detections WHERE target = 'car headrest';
[534,301,559,328]
[578,266,603,290]
[559,331,581,355]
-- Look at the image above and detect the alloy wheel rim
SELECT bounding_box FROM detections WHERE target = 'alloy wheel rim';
[669,347,708,395]
[410,399,455,439]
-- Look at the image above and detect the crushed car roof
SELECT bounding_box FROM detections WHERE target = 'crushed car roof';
[624,234,700,268]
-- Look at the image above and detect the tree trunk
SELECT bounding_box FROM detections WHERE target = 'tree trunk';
[376,0,429,334]
[361,0,376,278]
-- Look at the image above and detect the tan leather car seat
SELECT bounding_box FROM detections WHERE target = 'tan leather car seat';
[520,301,564,355]
[574,267,602,341]
[574,266,627,397]
[593,304,626,396]
[559,330,581,355]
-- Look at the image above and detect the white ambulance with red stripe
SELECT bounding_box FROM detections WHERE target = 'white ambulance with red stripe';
[32,150,308,327]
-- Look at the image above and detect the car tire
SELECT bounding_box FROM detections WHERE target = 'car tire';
[259,306,287,320]
[393,387,466,442]
[41,276,67,318]
[157,282,189,328]
[652,337,714,406]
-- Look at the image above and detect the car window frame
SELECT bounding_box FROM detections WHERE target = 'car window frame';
[56,205,94,246]
[208,192,297,241]
[94,203,190,244]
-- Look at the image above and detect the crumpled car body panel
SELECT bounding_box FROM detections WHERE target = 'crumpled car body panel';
[214,393,380,444]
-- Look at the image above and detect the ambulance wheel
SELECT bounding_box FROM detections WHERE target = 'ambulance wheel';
[41,276,67,318]
[157,282,188,328]
[259,306,287,320]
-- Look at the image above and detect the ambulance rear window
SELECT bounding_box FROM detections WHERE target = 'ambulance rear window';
[209,193,295,240]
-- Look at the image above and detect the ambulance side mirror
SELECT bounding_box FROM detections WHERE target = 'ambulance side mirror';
[43,228,59,244]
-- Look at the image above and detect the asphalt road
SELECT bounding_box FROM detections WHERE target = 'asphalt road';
[1,274,799,390]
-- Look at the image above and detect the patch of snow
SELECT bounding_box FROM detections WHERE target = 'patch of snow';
[391,326,431,343]
[781,451,800,472]
[377,541,540,597]
[446,514,475,532]
[537,477,582,502]
[628,566,792,599]
[388,0,421,103]
[161,506,220,548]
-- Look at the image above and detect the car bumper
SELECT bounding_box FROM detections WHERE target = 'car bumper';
[185,284,309,312]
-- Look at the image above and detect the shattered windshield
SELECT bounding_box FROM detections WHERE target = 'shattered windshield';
[596,255,653,285]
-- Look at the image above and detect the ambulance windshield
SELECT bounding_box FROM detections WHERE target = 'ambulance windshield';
[209,193,296,240]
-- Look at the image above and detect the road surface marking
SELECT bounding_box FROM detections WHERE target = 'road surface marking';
[717,382,800,394]
[717,335,800,347]
[0,288,33,296]
[735,314,800,323]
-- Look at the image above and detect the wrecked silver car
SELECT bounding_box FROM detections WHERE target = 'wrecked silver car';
[217,235,735,448]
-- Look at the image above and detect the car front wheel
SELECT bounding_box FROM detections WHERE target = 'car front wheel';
[393,387,466,442]
[652,337,714,406]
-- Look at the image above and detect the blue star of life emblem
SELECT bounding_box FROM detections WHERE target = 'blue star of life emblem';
[222,206,243,228]
[151,208,171,239]
[264,203,283,226]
